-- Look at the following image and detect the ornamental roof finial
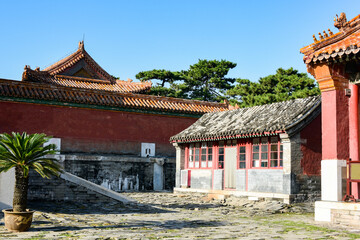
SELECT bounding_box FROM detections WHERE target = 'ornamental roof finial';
[323,30,329,38]
[334,12,349,32]
[318,32,324,40]
[78,41,85,51]
[313,34,318,43]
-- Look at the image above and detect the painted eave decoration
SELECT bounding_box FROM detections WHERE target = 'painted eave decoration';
[170,96,321,143]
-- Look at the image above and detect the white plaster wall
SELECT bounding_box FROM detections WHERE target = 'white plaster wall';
[0,168,14,210]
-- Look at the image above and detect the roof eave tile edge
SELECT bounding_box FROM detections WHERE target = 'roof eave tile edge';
[18,73,225,110]
[0,95,204,119]
[0,78,224,115]
[169,130,285,144]
[2,78,210,105]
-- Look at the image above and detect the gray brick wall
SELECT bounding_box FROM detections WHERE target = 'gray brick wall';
[292,175,321,202]
[248,169,283,193]
[235,170,246,191]
[213,170,223,190]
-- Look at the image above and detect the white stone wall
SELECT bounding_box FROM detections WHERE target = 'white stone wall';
[0,168,14,210]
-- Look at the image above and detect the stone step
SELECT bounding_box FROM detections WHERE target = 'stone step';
[60,171,136,203]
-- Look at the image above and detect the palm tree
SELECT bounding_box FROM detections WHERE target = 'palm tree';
[0,132,62,212]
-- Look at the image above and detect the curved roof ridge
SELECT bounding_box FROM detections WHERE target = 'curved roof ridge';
[43,41,116,82]
[43,47,80,72]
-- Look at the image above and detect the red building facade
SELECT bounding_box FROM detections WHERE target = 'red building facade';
[0,42,227,199]
[171,97,322,203]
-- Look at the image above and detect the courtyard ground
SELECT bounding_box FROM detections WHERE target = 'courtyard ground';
[0,192,360,240]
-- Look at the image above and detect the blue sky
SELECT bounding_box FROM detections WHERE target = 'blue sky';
[0,1,359,84]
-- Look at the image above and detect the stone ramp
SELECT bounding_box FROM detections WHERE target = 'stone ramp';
[60,171,136,204]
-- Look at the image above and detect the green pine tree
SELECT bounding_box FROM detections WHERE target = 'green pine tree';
[226,68,320,107]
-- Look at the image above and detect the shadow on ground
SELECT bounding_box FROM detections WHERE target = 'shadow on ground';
[27,219,226,232]
[27,199,224,215]
[144,202,224,210]
[27,200,173,215]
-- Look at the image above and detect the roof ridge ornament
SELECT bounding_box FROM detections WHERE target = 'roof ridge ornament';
[322,30,329,38]
[318,32,324,40]
[313,35,318,43]
[334,12,349,32]
[78,41,85,51]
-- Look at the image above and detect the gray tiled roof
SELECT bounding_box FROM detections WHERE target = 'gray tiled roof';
[170,96,321,142]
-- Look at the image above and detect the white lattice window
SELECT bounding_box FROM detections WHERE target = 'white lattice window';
[141,143,155,157]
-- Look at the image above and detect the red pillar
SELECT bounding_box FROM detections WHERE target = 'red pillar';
[349,83,359,198]
[312,63,349,201]
[322,89,349,160]
[317,63,349,161]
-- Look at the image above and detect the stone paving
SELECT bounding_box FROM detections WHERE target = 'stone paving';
[1,192,360,239]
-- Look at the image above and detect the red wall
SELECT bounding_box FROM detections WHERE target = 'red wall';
[300,115,322,175]
[322,90,349,160]
[0,101,197,156]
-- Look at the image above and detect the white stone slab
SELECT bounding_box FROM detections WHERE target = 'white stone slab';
[315,200,360,222]
[321,159,346,201]
[153,162,164,191]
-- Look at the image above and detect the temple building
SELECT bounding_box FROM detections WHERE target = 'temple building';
[170,96,322,203]
[300,12,360,226]
[0,42,228,208]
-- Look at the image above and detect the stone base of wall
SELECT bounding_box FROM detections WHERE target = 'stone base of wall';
[174,187,294,203]
[292,193,321,203]
[293,175,321,202]
[63,154,175,191]
[28,154,176,204]
[296,175,321,193]
[315,200,360,227]
[180,168,320,203]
